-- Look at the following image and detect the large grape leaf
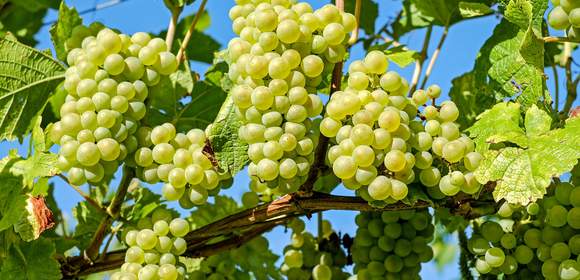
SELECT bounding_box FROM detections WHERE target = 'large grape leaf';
[475,109,580,205]
[448,0,548,128]
[49,2,82,62]
[9,152,59,188]
[390,0,433,39]
[0,38,65,141]
[143,68,194,128]
[174,80,228,132]
[72,201,106,249]
[467,102,524,152]
[144,62,228,133]
[0,173,27,232]
[0,1,49,46]
[412,0,494,26]
[0,238,61,280]
[207,95,248,175]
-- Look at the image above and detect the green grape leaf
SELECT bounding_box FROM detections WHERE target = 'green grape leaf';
[313,171,341,193]
[49,1,82,62]
[467,102,524,152]
[174,80,228,132]
[207,95,248,175]
[0,2,48,46]
[188,195,240,229]
[475,117,580,205]
[0,238,62,280]
[390,0,434,38]
[9,152,59,188]
[0,38,65,141]
[10,0,57,12]
[143,68,194,129]
[458,2,493,18]
[122,187,179,223]
[72,201,106,249]
[412,0,494,26]
[401,186,432,206]
[504,0,533,29]
[524,104,552,136]
[344,0,378,35]
[385,46,419,68]
[0,173,27,231]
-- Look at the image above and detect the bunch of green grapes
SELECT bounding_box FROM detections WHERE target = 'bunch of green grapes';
[226,0,356,195]
[351,210,434,280]
[133,123,228,207]
[467,181,580,280]
[281,219,351,280]
[112,208,190,280]
[188,236,273,280]
[51,24,178,186]
[320,51,483,203]
[548,0,580,40]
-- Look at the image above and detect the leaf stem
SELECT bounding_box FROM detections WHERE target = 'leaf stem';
[409,26,433,95]
[563,42,579,118]
[165,6,183,49]
[56,174,107,215]
[419,25,449,90]
[83,166,134,262]
[348,0,361,45]
[176,0,208,64]
[552,64,560,112]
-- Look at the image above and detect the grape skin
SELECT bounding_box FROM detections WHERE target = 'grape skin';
[352,211,434,279]
[227,1,353,198]
[113,209,189,280]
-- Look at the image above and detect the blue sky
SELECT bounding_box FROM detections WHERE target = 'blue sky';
[2,0,578,279]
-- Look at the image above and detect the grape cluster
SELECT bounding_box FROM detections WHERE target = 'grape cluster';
[320,51,483,203]
[51,24,178,185]
[188,236,273,280]
[112,208,190,280]
[351,210,434,279]
[133,123,226,207]
[548,0,580,40]
[281,219,351,280]
[467,181,580,279]
[226,0,355,195]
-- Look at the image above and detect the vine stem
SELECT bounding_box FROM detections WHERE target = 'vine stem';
[348,0,361,45]
[60,189,496,277]
[299,0,344,194]
[165,6,182,49]
[409,26,433,95]
[419,25,449,89]
[552,64,560,112]
[175,0,208,64]
[56,174,106,215]
[81,166,135,263]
